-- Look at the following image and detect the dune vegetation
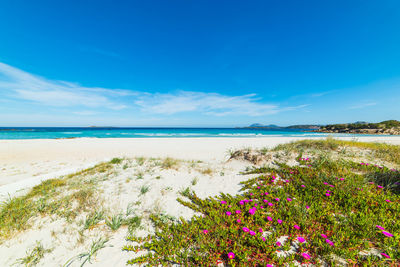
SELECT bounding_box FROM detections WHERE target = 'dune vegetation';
[125,139,400,266]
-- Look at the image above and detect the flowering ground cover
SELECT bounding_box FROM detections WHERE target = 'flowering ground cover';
[124,145,400,265]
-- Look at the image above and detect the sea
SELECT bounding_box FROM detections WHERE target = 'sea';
[0,127,374,140]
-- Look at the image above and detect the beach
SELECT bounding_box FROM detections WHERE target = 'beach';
[1,136,400,266]
[1,136,400,201]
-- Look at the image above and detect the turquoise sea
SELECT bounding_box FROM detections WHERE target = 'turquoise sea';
[0,127,378,140]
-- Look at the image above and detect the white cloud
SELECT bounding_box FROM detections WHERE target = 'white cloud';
[349,102,377,109]
[0,62,308,118]
[0,62,127,110]
[134,91,296,116]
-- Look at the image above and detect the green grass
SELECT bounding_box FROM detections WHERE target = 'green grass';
[191,177,199,186]
[161,157,179,169]
[64,237,109,267]
[140,185,150,195]
[124,140,400,266]
[106,214,124,231]
[15,241,52,266]
[110,157,123,164]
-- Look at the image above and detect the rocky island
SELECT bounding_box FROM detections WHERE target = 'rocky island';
[315,120,400,135]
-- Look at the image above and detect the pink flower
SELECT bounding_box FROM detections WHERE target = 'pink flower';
[239,201,244,205]
[306,205,310,209]
[250,193,253,196]
[276,241,281,246]
[285,179,290,183]
[294,225,300,230]
[220,200,227,204]
[323,182,328,185]
[266,264,273,267]
[228,252,235,259]
[326,239,334,246]
[237,219,241,223]
[242,227,249,232]
[301,253,311,260]
[257,186,260,189]
[228,205,232,207]
[340,178,345,181]
[301,185,305,188]
[249,230,256,236]
[249,208,256,215]
[385,199,391,203]
[325,193,331,196]
[287,198,292,202]
[203,230,208,234]
[263,199,268,203]
[381,252,390,258]
[326,190,331,193]
[277,219,283,224]
[376,225,385,230]
[377,185,384,189]
[267,216,273,221]
[235,210,241,214]
[262,237,266,241]
[265,192,269,195]
[259,228,263,233]
[275,198,280,201]
[268,202,274,206]
[381,231,393,237]
[298,237,306,243]
[226,211,232,216]
[260,206,264,209]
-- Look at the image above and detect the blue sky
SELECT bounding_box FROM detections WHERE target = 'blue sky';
[0,0,399,127]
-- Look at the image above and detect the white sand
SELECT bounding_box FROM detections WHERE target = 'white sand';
[1,136,400,266]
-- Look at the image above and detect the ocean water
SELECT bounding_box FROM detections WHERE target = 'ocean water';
[0,127,374,140]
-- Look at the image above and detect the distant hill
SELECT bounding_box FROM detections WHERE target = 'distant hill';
[316,120,400,135]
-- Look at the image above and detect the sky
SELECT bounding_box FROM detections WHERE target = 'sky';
[0,0,400,127]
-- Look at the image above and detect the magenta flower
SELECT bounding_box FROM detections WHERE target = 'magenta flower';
[385,199,391,203]
[323,182,328,185]
[381,252,390,258]
[235,210,241,214]
[298,237,306,243]
[226,211,232,216]
[265,192,269,195]
[262,237,266,241]
[381,231,393,237]
[377,185,384,189]
[257,186,260,189]
[249,230,256,236]
[248,208,256,215]
[203,230,208,234]
[276,241,281,246]
[242,227,249,232]
[301,253,311,260]
[326,190,331,193]
[376,225,385,230]
[228,205,232,207]
[285,179,290,183]
[250,193,253,196]
[260,206,264,209]
[325,193,331,196]
[301,185,305,188]
[306,205,310,209]
[340,178,345,181]
[321,233,327,238]
[266,264,273,267]
[239,200,244,205]
[294,225,300,230]
[275,198,280,201]
[220,200,227,204]
[267,216,273,221]
[277,219,283,224]
[268,202,274,206]
[237,219,241,223]
[259,228,263,233]
[227,252,235,259]
[287,198,292,202]
[263,199,268,203]
[326,239,334,246]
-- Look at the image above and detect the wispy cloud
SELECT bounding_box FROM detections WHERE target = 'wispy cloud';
[349,102,377,109]
[0,62,308,118]
[134,91,307,116]
[0,62,127,110]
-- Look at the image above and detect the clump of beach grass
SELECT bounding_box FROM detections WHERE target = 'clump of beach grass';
[15,241,52,266]
[64,237,109,267]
